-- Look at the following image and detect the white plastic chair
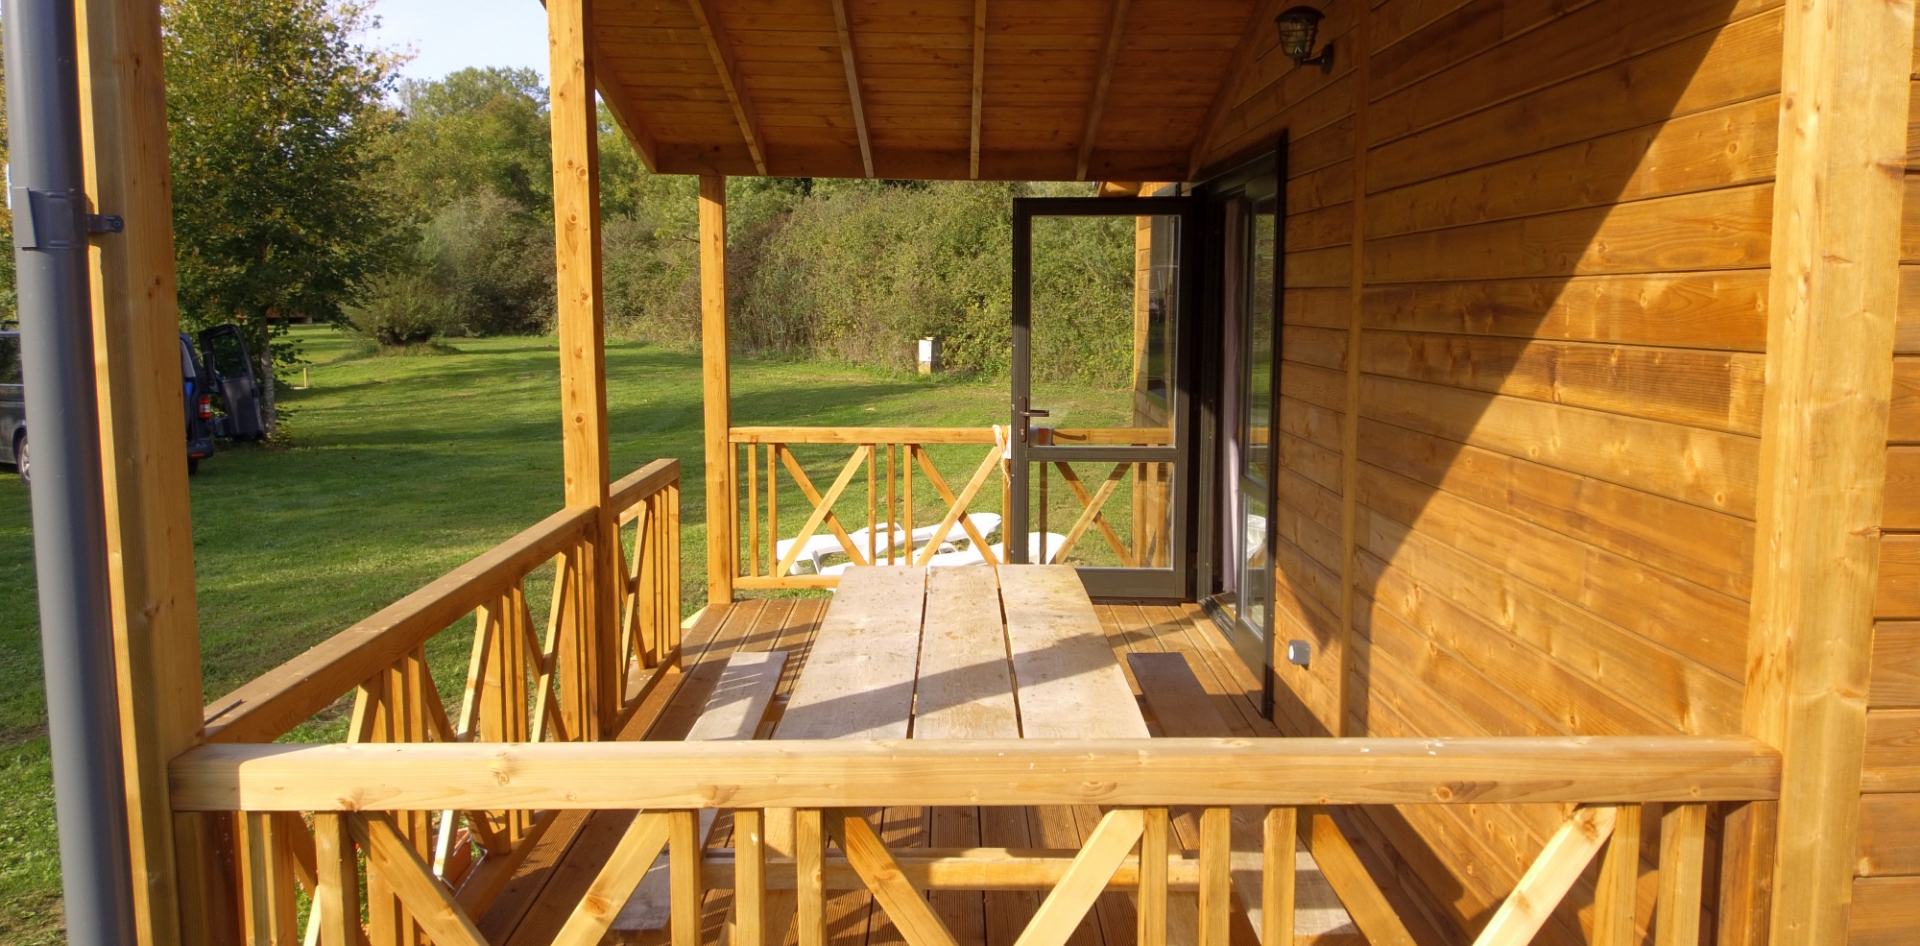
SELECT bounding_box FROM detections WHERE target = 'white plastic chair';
[808,515,1003,573]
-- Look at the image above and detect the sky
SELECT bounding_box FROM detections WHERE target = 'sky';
[361,0,550,85]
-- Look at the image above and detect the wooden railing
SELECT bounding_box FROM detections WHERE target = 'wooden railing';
[172,736,1779,946]
[729,425,1172,589]
[188,459,681,941]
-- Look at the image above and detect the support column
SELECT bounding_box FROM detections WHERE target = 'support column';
[1739,3,1915,946]
[701,175,734,608]
[547,0,617,739]
[73,2,211,943]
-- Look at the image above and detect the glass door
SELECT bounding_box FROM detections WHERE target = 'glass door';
[1231,185,1280,669]
[1008,196,1199,599]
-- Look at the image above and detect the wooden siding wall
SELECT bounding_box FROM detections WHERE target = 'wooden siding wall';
[1853,17,1920,944]
[1202,0,1783,942]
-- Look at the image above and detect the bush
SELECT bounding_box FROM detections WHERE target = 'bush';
[420,190,555,336]
[343,263,455,347]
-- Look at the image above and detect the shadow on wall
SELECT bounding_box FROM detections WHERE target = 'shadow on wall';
[1265,0,1768,941]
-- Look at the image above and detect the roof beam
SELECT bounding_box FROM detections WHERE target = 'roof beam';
[685,0,768,175]
[829,0,875,178]
[1187,0,1281,181]
[970,0,986,180]
[1076,0,1132,181]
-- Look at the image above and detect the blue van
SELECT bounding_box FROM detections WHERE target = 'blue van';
[0,329,217,485]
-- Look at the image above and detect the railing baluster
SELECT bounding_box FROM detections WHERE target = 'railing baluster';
[1264,807,1296,946]
[1655,804,1708,946]
[904,445,914,556]
[1137,807,1168,946]
[238,811,299,946]
[670,810,703,946]
[314,812,362,946]
[886,444,897,565]
[796,808,826,946]
[736,809,767,946]
[748,442,759,579]
[767,445,778,577]
[1593,803,1643,946]
[868,444,878,565]
[1198,807,1231,946]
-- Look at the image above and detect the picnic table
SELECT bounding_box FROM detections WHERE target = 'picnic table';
[775,564,1150,742]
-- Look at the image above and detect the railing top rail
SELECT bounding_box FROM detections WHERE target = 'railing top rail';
[610,457,680,513]
[170,735,1780,812]
[200,504,595,745]
[200,459,682,747]
[730,426,1000,444]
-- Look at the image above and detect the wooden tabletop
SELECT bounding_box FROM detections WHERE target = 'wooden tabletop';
[774,565,1150,741]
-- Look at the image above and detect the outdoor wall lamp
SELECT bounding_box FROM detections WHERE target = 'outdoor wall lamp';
[1276,6,1334,73]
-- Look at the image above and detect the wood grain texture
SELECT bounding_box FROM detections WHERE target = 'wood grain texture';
[1469,806,1615,946]
[776,566,925,740]
[1000,566,1150,739]
[915,567,1019,740]
[700,174,734,605]
[1850,875,1920,946]
[1872,623,1920,708]
[75,0,211,938]
[1863,709,1920,793]
[1855,792,1920,876]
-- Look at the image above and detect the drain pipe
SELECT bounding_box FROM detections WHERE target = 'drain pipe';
[4,0,139,943]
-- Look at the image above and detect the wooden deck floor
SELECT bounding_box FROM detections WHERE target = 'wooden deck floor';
[479,595,1359,946]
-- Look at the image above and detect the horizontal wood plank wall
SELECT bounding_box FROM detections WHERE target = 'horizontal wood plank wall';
[1200,0,1779,942]
[1856,14,1920,943]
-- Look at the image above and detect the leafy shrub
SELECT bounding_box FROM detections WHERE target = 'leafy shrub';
[419,190,555,337]
[344,263,455,347]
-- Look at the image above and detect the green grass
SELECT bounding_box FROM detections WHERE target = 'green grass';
[0,325,1137,940]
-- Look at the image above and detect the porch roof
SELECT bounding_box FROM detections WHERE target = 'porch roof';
[589,0,1268,182]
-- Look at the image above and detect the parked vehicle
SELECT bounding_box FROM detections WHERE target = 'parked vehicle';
[180,333,217,473]
[0,329,219,485]
[197,324,266,440]
[0,330,24,484]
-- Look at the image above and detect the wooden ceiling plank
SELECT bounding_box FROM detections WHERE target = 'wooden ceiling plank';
[829,0,876,177]
[970,0,986,179]
[684,0,769,174]
[1186,0,1280,181]
[1074,0,1133,181]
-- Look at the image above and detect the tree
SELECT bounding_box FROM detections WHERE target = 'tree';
[387,67,551,218]
[163,0,403,431]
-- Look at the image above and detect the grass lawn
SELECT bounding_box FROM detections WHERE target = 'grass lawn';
[0,325,1136,941]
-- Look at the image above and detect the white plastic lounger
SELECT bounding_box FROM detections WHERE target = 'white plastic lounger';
[806,514,1002,574]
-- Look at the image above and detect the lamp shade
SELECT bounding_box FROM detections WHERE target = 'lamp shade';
[1275,6,1325,63]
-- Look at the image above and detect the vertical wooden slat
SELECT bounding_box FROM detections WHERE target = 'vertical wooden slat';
[736,809,767,946]
[868,445,878,563]
[748,443,759,578]
[1137,807,1168,946]
[887,445,897,564]
[1656,804,1709,946]
[760,445,768,575]
[700,174,735,607]
[1197,807,1231,946]
[796,809,826,946]
[74,0,210,940]
[239,812,299,946]
[1593,804,1643,946]
[313,814,360,946]
[1263,807,1296,946]
[669,810,703,946]
[904,445,915,552]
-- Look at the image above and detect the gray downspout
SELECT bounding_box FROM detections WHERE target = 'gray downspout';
[4,0,139,943]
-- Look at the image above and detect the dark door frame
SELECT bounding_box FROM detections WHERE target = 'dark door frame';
[1191,136,1288,704]
[1008,195,1203,599]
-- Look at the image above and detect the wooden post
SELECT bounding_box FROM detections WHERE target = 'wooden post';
[547,0,618,739]
[73,2,210,944]
[1740,3,1916,946]
[701,175,735,607]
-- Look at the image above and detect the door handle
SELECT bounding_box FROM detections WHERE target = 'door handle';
[1022,408,1050,419]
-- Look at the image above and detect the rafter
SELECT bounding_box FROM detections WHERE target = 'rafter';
[1187,0,1281,181]
[829,0,875,177]
[685,0,768,175]
[970,0,987,179]
[1076,0,1132,181]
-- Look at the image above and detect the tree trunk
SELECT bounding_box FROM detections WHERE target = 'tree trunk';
[257,318,276,436]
